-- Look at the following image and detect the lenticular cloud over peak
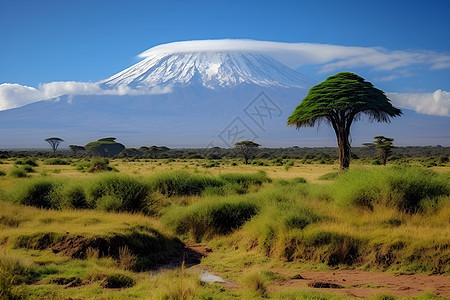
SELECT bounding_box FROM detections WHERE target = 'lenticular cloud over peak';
[139,39,450,72]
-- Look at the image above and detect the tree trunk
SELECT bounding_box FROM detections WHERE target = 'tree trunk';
[337,128,351,170]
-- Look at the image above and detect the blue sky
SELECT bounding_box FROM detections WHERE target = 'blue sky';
[1,0,449,86]
[0,0,449,118]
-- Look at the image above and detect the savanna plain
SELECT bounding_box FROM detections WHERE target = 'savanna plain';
[0,154,449,299]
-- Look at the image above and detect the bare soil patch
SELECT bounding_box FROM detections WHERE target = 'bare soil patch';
[268,269,450,298]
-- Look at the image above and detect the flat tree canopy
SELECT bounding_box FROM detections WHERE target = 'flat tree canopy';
[45,137,64,154]
[235,141,260,165]
[287,72,402,169]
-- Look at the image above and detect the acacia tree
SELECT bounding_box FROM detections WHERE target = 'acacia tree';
[287,72,402,169]
[364,135,394,165]
[69,145,86,156]
[45,137,64,154]
[235,141,260,165]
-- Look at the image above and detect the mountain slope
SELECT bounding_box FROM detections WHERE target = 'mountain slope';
[99,51,316,90]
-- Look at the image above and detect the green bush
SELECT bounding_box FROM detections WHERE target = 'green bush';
[15,158,38,167]
[9,168,27,178]
[0,170,6,177]
[284,207,321,229]
[292,177,307,184]
[87,175,149,212]
[149,171,224,197]
[219,171,271,188]
[13,178,60,209]
[102,273,135,288]
[88,157,117,172]
[43,158,71,165]
[166,199,259,241]
[318,172,340,181]
[21,164,35,173]
[61,184,89,209]
[332,167,449,212]
[96,195,123,212]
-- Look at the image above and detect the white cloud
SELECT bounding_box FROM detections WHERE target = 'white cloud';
[0,81,171,111]
[139,39,450,73]
[0,84,41,110]
[388,90,450,117]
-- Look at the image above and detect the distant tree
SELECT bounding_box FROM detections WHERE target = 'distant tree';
[287,72,402,169]
[45,137,64,154]
[235,141,260,165]
[69,145,86,156]
[85,138,125,157]
[364,135,394,165]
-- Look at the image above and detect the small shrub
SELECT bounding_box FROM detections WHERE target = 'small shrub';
[292,177,307,184]
[284,208,321,229]
[43,158,71,165]
[87,175,149,212]
[96,195,123,212]
[61,184,89,209]
[0,170,6,177]
[21,164,35,173]
[243,272,267,296]
[318,172,340,181]
[332,167,449,212]
[15,158,38,167]
[9,168,27,178]
[167,200,259,241]
[438,155,449,164]
[102,273,135,288]
[118,246,137,270]
[13,178,60,209]
[89,157,117,173]
[149,171,224,197]
[219,171,271,188]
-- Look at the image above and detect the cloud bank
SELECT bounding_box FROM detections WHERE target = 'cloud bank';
[140,39,450,73]
[388,90,450,117]
[0,82,171,110]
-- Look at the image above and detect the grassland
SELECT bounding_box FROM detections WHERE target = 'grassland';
[0,157,448,299]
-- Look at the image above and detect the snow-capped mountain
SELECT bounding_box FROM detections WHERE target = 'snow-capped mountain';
[99,51,316,90]
[1,40,448,148]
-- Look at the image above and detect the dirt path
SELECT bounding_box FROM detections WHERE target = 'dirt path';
[268,269,450,298]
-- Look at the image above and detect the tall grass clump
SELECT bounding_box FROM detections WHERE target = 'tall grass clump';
[219,171,271,188]
[43,157,71,165]
[148,171,224,197]
[318,171,340,181]
[332,167,449,212]
[165,197,259,242]
[9,167,28,178]
[60,183,89,209]
[12,178,62,209]
[15,158,38,167]
[86,175,149,212]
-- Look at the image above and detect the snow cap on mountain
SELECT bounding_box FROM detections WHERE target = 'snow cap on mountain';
[100,40,316,90]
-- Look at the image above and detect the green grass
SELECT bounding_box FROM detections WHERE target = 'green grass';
[331,167,449,212]
[43,158,71,165]
[164,196,259,242]
[0,162,449,298]
[148,170,224,196]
